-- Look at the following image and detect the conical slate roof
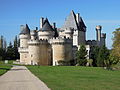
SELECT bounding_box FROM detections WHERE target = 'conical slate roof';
[62,10,78,30]
[20,24,30,34]
[61,10,86,32]
[41,18,54,31]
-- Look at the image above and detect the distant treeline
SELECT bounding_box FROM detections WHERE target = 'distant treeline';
[0,35,19,60]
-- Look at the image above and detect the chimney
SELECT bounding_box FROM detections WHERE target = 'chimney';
[36,27,38,30]
[76,13,80,24]
[40,17,44,29]
[53,22,56,29]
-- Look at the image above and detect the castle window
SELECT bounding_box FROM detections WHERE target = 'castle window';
[31,55,33,57]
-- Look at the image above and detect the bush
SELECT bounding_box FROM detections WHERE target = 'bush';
[77,59,87,66]
[58,60,71,66]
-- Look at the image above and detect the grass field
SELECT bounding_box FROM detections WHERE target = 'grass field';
[27,66,120,90]
[0,64,12,76]
[0,60,13,76]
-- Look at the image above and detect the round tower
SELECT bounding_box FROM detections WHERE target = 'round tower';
[96,25,102,42]
[28,39,51,65]
[51,37,73,66]
[19,24,30,48]
[19,24,30,64]
[101,33,106,46]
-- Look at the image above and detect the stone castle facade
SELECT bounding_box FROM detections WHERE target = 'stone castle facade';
[18,10,106,65]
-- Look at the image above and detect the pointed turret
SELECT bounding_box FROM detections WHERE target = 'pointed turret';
[38,18,55,40]
[62,10,78,30]
[62,10,86,32]
[20,24,30,35]
[41,18,54,31]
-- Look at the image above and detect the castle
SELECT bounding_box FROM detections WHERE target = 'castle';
[18,10,106,65]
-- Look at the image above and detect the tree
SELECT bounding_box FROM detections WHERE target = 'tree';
[13,36,19,59]
[97,45,110,67]
[90,46,100,66]
[0,35,3,48]
[76,45,87,66]
[0,36,7,60]
[6,42,14,60]
[112,28,120,58]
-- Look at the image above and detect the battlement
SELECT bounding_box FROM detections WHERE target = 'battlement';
[19,34,30,39]
[18,47,28,53]
[28,39,49,45]
[64,27,74,34]
[30,30,38,36]
[51,37,72,44]
[86,40,97,46]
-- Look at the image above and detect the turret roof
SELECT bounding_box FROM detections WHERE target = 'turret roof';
[41,18,54,31]
[62,10,78,30]
[20,24,30,34]
[61,10,86,32]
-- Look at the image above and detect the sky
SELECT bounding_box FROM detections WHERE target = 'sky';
[0,0,120,49]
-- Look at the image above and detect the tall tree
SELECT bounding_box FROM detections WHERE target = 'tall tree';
[0,36,7,60]
[90,46,100,66]
[6,42,14,60]
[97,45,110,67]
[112,28,120,58]
[13,36,19,59]
[76,45,87,66]
[0,35,3,49]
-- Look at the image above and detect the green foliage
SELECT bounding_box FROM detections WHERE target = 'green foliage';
[76,45,87,66]
[86,59,93,66]
[97,45,110,67]
[90,46,100,66]
[58,60,70,66]
[27,66,120,90]
[112,28,120,58]
[0,35,20,60]
[58,60,75,66]
[13,36,20,59]
[6,42,14,60]
[0,64,12,76]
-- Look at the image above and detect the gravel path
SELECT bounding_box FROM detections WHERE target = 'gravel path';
[0,66,50,90]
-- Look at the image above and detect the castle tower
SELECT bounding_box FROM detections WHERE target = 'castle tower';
[61,10,86,46]
[64,28,73,39]
[30,30,38,40]
[38,18,54,40]
[28,39,51,65]
[19,24,30,64]
[96,25,102,42]
[101,33,106,46]
[51,38,73,66]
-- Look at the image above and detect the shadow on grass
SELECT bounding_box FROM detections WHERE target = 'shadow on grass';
[0,68,10,70]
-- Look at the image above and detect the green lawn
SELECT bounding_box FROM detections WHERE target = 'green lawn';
[0,64,12,76]
[0,60,13,76]
[27,66,120,90]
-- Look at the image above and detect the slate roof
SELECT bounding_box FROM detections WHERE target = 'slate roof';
[62,10,78,30]
[61,10,86,32]
[20,24,30,34]
[41,18,54,31]
[78,17,86,32]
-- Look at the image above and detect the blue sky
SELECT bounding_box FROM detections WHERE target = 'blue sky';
[0,0,120,49]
